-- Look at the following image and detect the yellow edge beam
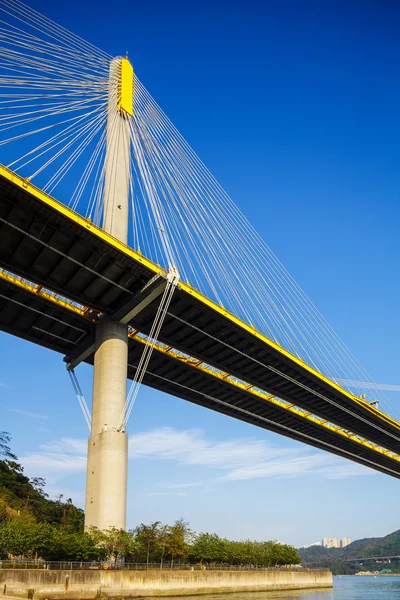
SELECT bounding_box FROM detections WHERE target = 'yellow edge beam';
[1,267,399,466]
[1,164,398,433]
[0,165,166,279]
[129,331,400,466]
[0,268,98,322]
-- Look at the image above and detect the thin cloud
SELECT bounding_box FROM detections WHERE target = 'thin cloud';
[10,409,48,420]
[22,451,86,475]
[128,427,373,481]
[141,491,188,498]
[129,427,294,469]
[40,438,87,455]
[22,438,87,477]
[219,454,370,482]
[162,481,204,490]
[19,427,374,487]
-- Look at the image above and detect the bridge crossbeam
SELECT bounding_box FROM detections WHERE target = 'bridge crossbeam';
[65,274,168,370]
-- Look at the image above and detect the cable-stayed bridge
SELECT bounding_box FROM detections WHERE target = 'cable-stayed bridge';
[0,0,399,531]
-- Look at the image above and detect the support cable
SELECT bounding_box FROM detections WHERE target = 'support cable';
[129,76,398,420]
[67,368,91,432]
[118,267,180,431]
[129,364,400,479]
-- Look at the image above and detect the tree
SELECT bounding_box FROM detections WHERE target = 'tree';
[133,522,162,566]
[0,434,303,565]
[0,521,103,561]
[61,498,84,532]
[30,478,47,496]
[0,435,84,534]
[0,520,33,556]
[165,519,191,566]
[158,525,169,568]
[190,533,229,564]
[88,527,135,563]
[0,433,17,460]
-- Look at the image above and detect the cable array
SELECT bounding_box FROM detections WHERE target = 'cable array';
[119,268,180,432]
[68,369,91,431]
[0,0,109,209]
[129,77,398,420]
[1,0,397,428]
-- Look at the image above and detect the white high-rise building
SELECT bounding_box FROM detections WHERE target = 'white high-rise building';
[322,537,351,549]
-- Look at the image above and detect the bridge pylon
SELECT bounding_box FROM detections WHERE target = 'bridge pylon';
[84,57,133,531]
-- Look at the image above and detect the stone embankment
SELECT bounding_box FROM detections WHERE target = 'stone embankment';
[0,567,332,598]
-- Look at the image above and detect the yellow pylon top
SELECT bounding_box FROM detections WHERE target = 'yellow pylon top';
[119,57,134,116]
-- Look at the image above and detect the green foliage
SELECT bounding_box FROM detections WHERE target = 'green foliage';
[189,533,300,566]
[0,433,301,565]
[130,519,192,565]
[164,519,192,565]
[0,434,84,532]
[88,527,135,562]
[299,529,400,575]
[347,529,400,559]
[0,432,17,460]
[126,525,300,566]
[189,533,228,563]
[0,433,90,560]
[132,521,163,564]
[0,520,103,561]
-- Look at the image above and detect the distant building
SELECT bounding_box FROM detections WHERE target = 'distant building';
[322,537,351,549]
[303,542,322,549]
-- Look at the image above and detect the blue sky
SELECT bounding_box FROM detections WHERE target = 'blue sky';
[1,0,400,548]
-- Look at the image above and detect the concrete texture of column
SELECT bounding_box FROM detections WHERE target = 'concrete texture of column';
[85,319,128,530]
[85,57,133,531]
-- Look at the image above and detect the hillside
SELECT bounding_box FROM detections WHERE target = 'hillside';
[0,432,84,531]
[298,530,400,574]
[346,530,400,558]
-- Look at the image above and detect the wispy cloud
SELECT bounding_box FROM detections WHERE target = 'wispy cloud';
[128,427,373,481]
[10,409,48,420]
[141,491,188,498]
[129,427,289,468]
[219,454,370,482]
[162,482,204,490]
[39,439,87,455]
[19,427,374,488]
[22,438,87,477]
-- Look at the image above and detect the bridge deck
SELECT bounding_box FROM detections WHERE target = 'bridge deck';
[1,165,400,478]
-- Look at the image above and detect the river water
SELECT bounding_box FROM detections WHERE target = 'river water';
[173,576,400,600]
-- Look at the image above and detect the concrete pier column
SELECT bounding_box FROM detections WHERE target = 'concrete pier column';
[85,56,133,531]
[85,318,128,530]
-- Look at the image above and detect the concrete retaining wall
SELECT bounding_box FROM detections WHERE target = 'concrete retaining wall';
[0,568,332,598]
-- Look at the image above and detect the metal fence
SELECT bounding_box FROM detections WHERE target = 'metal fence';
[0,561,324,572]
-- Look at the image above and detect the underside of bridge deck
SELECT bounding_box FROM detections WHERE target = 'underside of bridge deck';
[1,164,400,479]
